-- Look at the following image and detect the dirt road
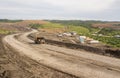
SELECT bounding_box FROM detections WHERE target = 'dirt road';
[3,29,120,78]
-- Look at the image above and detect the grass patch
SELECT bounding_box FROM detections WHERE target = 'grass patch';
[29,22,89,34]
[0,29,12,34]
[98,28,120,36]
[29,22,64,29]
[90,35,120,48]
[66,26,89,35]
[0,19,23,23]
[40,23,64,29]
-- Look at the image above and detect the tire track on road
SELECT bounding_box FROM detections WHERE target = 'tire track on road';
[3,29,120,78]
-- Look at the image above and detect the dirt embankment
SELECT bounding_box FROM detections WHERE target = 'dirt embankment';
[45,39,120,58]
[0,20,47,33]
[29,32,120,59]
[0,23,29,32]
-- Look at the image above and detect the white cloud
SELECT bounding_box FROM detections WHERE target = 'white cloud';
[42,0,115,12]
[0,0,119,20]
[2,0,115,12]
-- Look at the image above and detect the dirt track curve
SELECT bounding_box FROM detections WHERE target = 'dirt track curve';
[3,29,120,78]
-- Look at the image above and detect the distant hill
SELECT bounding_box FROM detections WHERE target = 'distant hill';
[47,20,120,30]
[47,20,106,28]
[0,19,23,23]
[92,23,120,30]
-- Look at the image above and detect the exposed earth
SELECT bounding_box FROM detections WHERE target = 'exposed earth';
[0,21,120,78]
[0,21,76,78]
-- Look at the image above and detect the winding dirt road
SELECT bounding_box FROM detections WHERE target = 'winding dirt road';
[3,30,120,78]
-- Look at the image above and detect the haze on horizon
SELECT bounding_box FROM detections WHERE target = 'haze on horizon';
[0,0,120,21]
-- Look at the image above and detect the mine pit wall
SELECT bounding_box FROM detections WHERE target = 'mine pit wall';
[45,39,120,58]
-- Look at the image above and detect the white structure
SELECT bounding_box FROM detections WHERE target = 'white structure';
[114,35,120,38]
[79,36,86,44]
[63,33,72,36]
[89,40,99,44]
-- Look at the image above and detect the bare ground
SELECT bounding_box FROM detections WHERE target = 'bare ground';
[0,21,78,78]
[0,34,77,78]
[2,29,120,78]
[1,20,120,78]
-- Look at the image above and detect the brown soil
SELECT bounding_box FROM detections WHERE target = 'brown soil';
[0,23,77,78]
[1,21,120,78]
[0,35,77,78]
[3,29,120,78]
[0,20,47,32]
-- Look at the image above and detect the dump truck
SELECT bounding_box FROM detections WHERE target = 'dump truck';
[34,33,45,44]
[34,37,45,44]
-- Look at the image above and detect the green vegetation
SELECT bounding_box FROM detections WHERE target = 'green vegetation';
[89,28,99,34]
[29,22,100,36]
[47,20,106,28]
[29,23,42,29]
[113,24,120,26]
[68,26,89,35]
[29,22,89,35]
[30,22,64,29]
[89,35,120,47]
[92,28,120,47]
[0,29,11,34]
[0,19,23,23]
[30,20,120,48]
[98,28,120,36]
[40,23,64,29]
[46,20,103,34]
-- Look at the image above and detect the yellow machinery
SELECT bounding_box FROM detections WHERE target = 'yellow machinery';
[34,33,45,44]
[34,37,45,44]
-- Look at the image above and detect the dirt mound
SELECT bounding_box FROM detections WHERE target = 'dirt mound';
[0,20,47,32]
[0,23,29,32]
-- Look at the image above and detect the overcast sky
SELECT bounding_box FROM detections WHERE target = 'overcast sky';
[0,0,120,21]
